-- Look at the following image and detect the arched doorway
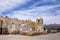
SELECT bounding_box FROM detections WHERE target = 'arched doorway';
[0,20,3,34]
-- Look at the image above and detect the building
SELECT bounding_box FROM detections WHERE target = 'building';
[0,16,44,34]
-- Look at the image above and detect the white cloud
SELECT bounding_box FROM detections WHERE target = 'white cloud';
[0,13,2,15]
[32,4,60,11]
[0,0,30,13]
[56,10,60,15]
[1,0,60,24]
[11,11,34,20]
[8,4,60,24]
[43,16,60,24]
[10,11,60,24]
[31,0,57,8]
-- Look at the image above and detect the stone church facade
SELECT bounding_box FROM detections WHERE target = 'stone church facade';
[0,16,44,34]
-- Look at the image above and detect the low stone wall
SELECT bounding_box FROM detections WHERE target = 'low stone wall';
[19,31,48,36]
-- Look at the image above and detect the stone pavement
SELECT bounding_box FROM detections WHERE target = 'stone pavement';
[0,33,60,40]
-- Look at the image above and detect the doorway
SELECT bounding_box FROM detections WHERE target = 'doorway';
[0,20,3,34]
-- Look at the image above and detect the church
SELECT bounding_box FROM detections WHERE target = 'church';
[0,16,45,35]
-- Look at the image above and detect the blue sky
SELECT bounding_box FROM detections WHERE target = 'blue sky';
[0,0,60,24]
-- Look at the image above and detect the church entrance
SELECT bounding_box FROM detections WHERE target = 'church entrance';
[0,20,3,34]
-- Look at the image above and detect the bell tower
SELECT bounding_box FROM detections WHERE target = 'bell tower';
[36,18,44,32]
[36,18,43,25]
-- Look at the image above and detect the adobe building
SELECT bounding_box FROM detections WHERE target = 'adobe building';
[0,16,44,35]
